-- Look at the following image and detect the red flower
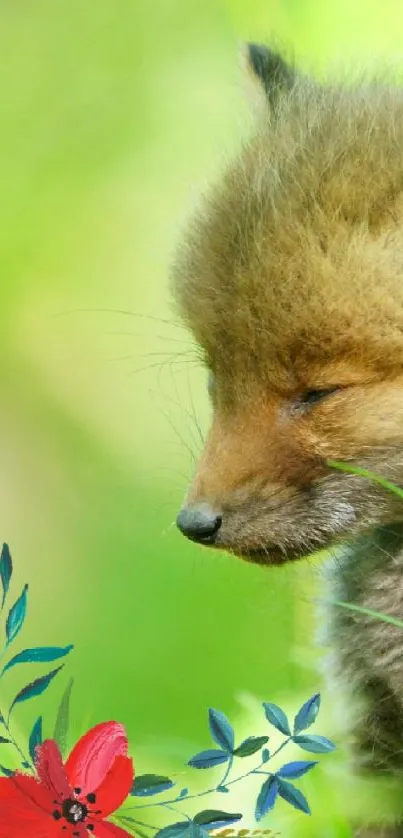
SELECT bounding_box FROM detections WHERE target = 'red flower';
[0,721,134,837]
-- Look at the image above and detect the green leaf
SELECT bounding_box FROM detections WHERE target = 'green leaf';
[53,677,74,757]
[293,694,321,735]
[2,645,73,676]
[255,776,278,821]
[29,717,42,763]
[322,598,403,630]
[131,774,175,796]
[326,460,403,499]
[293,734,336,754]
[155,823,190,838]
[277,777,311,814]
[6,585,28,646]
[188,749,229,769]
[233,735,269,757]
[193,811,242,829]
[208,708,234,753]
[263,702,290,736]
[0,545,12,610]
[9,666,63,717]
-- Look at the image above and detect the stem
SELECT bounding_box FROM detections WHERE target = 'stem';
[268,737,291,761]
[124,737,292,812]
[316,597,403,629]
[115,815,159,834]
[0,710,33,772]
[124,785,216,812]
[218,755,233,788]
[163,803,192,822]
[121,819,160,831]
[326,459,403,499]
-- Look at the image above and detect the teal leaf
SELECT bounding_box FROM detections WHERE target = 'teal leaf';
[255,776,278,821]
[0,737,10,744]
[217,785,229,793]
[262,748,270,763]
[188,749,229,769]
[132,774,175,797]
[2,645,73,676]
[6,585,28,646]
[208,708,234,753]
[276,760,318,779]
[263,702,291,736]
[190,827,209,838]
[293,694,321,735]
[29,717,42,763]
[277,778,311,814]
[0,765,14,776]
[293,734,336,754]
[233,735,269,758]
[155,823,190,838]
[194,810,242,829]
[0,545,12,610]
[9,665,64,716]
[53,677,74,757]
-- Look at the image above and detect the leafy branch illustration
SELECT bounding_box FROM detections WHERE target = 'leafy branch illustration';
[0,542,336,837]
[116,693,335,837]
[0,543,74,775]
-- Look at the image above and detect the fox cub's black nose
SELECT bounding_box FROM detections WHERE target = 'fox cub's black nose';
[176,504,222,544]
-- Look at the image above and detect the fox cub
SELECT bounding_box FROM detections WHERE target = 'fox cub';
[172,45,403,836]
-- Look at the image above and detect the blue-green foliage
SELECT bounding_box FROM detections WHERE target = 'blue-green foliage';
[0,543,74,773]
[0,543,336,834]
[127,692,336,835]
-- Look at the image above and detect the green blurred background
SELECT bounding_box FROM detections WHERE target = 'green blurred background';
[1,1,403,835]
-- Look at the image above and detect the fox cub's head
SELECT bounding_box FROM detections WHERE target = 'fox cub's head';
[171,45,403,565]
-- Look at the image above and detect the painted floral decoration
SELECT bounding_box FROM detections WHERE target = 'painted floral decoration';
[0,544,336,838]
[0,721,134,837]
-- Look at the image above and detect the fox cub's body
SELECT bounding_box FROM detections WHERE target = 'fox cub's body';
[172,48,403,836]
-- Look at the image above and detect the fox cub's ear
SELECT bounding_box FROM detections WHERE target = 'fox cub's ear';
[240,42,295,110]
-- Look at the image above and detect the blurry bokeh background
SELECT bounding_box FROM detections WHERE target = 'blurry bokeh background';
[1,1,403,835]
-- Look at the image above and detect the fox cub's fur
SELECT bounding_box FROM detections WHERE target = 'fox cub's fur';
[172,46,403,836]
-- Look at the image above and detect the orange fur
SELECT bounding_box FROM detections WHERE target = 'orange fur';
[171,47,403,834]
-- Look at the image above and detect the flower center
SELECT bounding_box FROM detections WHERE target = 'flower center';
[52,792,99,832]
[61,798,88,823]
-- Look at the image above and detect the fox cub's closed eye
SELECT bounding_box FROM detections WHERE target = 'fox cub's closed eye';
[299,387,341,407]
[207,375,340,410]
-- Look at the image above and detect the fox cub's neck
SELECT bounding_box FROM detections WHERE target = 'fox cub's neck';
[326,524,403,774]
[333,524,403,609]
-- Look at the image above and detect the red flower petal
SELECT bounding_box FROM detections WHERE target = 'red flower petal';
[1,819,87,838]
[0,813,61,838]
[92,755,134,817]
[0,776,58,838]
[91,821,134,838]
[0,775,92,837]
[65,722,129,796]
[9,773,55,813]
[35,740,72,801]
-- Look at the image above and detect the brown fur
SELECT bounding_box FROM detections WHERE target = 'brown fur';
[171,47,403,834]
